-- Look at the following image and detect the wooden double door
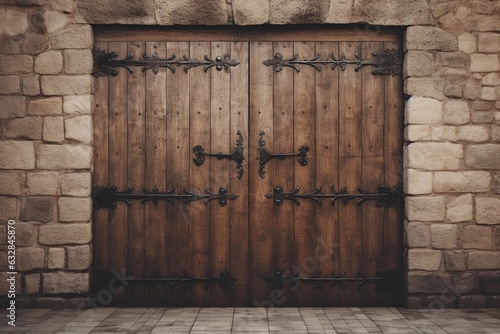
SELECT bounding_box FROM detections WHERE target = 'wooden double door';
[92,27,404,307]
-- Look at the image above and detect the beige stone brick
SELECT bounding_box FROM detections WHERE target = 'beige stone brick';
[51,0,75,13]
[471,100,495,111]
[43,10,70,33]
[493,126,500,142]
[406,196,446,222]
[0,172,22,195]
[67,245,91,270]
[41,75,93,96]
[440,68,469,81]
[467,251,500,269]
[405,125,430,141]
[405,97,442,125]
[496,227,500,249]
[23,75,40,96]
[0,55,33,74]
[434,171,491,193]
[476,198,500,225]
[404,51,434,77]
[64,49,93,74]
[16,247,45,271]
[16,223,35,247]
[61,172,91,196]
[408,249,442,270]
[465,144,500,169]
[405,169,433,195]
[406,26,457,51]
[0,197,17,221]
[58,197,91,222]
[406,142,462,170]
[429,126,458,141]
[0,141,35,170]
[472,111,496,124]
[47,248,65,269]
[21,32,49,55]
[445,251,466,271]
[50,25,93,49]
[478,33,500,53]
[43,116,65,143]
[481,86,498,101]
[27,172,59,196]
[443,100,470,125]
[405,77,444,100]
[483,73,500,86]
[65,115,92,144]
[447,194,473,223]
[431,224,458,249]
[35,51,63,75]
[463,80,481,100]
[405,221,430,247]
[0,96,25,118]
[233,0,270,25]
[39,223,91,245]
[1,8,29,36]
[4,117,42,140]
[461,225,492,249]
[438,12,465,34]
[28,97,62,116]
[37,144,92,169]
[458,32,477,53]
[438,52,468,68]
[63,95,92,115]
[0,75,21,94]
[444,84,462,98]
[470,54,500,72]
[19,197,54,223]
[42,272,88,294]
[24,273,40,295]
[457,125,489,142]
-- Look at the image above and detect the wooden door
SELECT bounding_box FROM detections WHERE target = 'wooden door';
[92,27,404,307]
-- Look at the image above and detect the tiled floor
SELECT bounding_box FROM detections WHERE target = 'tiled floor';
[2,308,500,334]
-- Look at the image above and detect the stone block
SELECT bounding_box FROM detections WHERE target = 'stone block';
[468,251,500,269]
[23,75,40,96]
[67,245,91,270]
[438,52,468,68]
[470,54,500,72]
[465,144,500,169]
[47,248,65,269]
[406,142,462,170]
[0,96,25,118]
[457,125,489,142]
[431,224,457,249]
[458,32,477,53]
[471,100,495,111]
[28,97,62,116]
[406,196,446,222]
[483,73,500,86]
[405,77,444,100]
[42,272,89,294]
[75,0,155,24]
[1,8,29,36]
[43,10,70,33]
[405,221,430,247]
[406,26,457,51]
[233,0,270,25]
[65,115,92,144]
[476,198,500,225]
[433,171,491,193]
[405,169,432,195]
[404,125,430,141]
[43,116,65,143]
[4,117,42,140]
[0,75,21,94]
[27,172,59,196]
[155,0,228,25]
[495,173,500,194]
[405,97,442,125]
[39,223,91,245]
[24,273,40,294]
[16,247,45,271]
[445,251,466,271]
[0,55,33,74]
[454,272,476,294]
[478,33,500,53]
[438,12,465,34]
[443,100,470,125]
[19,197,54,223]
[34,51,63,75]
[50,0,74,13]
[37,144,92,170]
[0,198,17,221]
[20,32,49,55]
[447,194,473,223]
[492,127,500,142]
[0,172,22,195]
[403,51,434,77]
[478,271,500,294]
[481,86,497,101]
[50,25,93,49]
[408,272,452,294]
[41,75,93,96]
[472,111,495,124]
[63,95,92,115]
[64,49,93,74]
[463,80,481,100]
[496,227,500,249]
[461,225,492,249]
[408,249,442,271]
[58,197,91,222]
[15,223,35,247]
[61,172,91,196]
[0,141,35,170]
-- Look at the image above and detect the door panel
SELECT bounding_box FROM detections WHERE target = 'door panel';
[92,27,404,307]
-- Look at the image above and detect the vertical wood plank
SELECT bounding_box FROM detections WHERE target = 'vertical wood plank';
[338,41,363,306]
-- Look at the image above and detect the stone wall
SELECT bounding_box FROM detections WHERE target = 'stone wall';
[0,0,499,308]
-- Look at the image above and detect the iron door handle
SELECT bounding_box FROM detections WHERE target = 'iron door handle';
[257,131,309,178]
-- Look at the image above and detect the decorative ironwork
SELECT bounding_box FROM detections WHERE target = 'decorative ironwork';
[92,186,238,208]
[111,270,237,289]
[265,185,402,207]
[257,131,309,179]
[263,49,402,76]
[263,270,400,291]
[193,131,244,179]
[92,49,240,77]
